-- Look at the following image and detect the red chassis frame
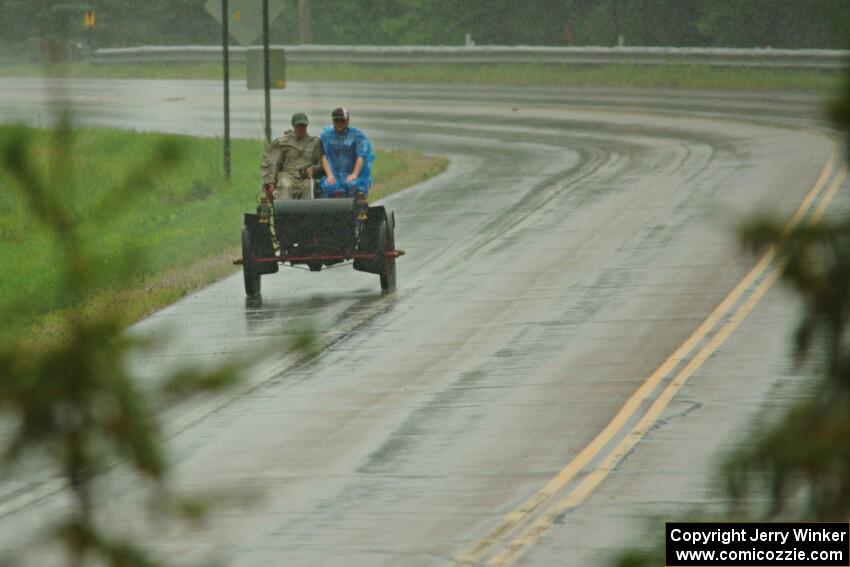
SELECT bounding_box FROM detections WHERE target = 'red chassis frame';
[235,249,405,266]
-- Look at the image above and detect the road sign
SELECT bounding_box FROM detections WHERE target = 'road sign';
[84,10,95,28]
[204,0,285,46]
[246,47,285,90]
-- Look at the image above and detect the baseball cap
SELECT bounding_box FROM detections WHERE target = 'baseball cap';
[331,107,349,122]
[291,112,309,126]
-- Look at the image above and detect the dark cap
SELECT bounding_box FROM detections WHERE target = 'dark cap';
[291,112,309,126]
[331,107,349,122]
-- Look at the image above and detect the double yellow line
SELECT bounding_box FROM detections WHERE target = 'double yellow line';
[451,150,847,567]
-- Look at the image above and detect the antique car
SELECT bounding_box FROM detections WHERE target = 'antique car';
[237,194,401,298]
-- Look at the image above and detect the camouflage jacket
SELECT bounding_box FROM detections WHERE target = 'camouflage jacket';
[260,131,323,185]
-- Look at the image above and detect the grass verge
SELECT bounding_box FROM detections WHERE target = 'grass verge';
[0,126,447,345]
[0,61,840,92]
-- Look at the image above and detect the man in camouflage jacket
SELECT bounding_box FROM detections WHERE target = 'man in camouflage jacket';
[260,112,323,200]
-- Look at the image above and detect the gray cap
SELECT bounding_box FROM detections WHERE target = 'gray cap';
[291,112,309,126]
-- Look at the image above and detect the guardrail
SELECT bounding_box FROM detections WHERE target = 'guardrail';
[90,45,850,69]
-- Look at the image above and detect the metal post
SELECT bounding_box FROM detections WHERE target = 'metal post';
[222,0,231,180]
[262,0,271,145]
[613,0,620,47]
[299,0,312,44]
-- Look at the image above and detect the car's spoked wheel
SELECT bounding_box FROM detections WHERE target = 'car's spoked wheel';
[242,227,262,299]
[377,219,397,292]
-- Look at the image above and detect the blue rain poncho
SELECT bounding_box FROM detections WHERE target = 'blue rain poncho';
[318,125,376,198]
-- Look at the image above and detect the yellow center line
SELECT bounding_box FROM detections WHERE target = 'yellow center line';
[812,165,848,222]
[485,160,847,567]
[451,249,778,567]
[782,153,836,234]
[449,148,840,567]
[488,266,782,566]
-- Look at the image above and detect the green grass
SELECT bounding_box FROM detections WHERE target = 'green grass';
[0,61,840,92]
[0,126,447,343]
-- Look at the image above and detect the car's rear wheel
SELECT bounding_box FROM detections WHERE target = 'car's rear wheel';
[377,219,397,292]
[242,227,261,299]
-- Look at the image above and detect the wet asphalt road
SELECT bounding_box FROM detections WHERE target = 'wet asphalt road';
[0,79,843,566]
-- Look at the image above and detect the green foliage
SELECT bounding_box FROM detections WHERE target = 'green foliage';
[1,61,839,93]
[0,126,261,336]
[724,64,850,522]
[696,0,849,48]
[558,0,707,46]
[728,217,850,519]
[0,0,846,50]
[0,115,243,566]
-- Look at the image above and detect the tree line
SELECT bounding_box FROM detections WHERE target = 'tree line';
[1,0,848,50]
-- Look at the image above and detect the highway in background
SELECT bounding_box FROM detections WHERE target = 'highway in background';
[0,79,843,566]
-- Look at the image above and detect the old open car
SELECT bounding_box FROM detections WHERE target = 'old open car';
[237,191,402,299]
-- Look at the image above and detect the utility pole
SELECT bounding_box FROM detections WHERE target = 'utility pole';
[299,0,312,44]
[262,0,271,144]
[222,0,231,179]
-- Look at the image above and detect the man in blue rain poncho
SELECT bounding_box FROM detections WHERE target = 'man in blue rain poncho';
[319,107,376,198]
